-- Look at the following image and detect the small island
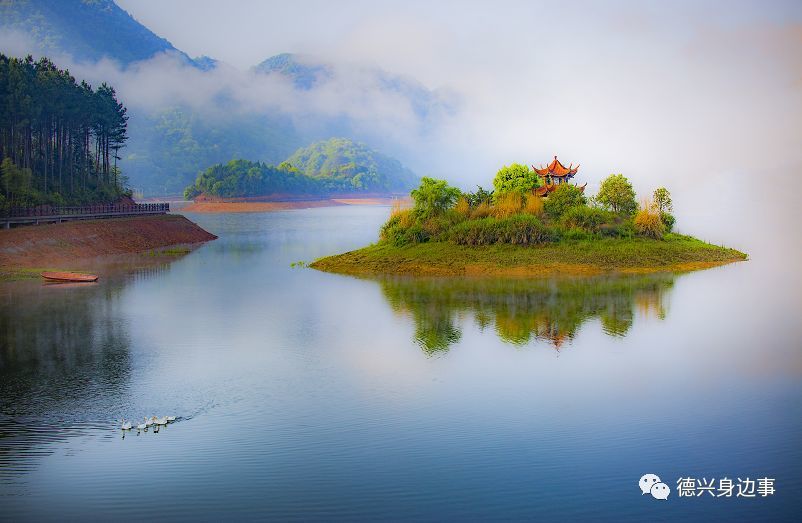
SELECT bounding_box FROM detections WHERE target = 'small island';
[312,157,747,276]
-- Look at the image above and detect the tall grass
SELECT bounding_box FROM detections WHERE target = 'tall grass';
[450,215,551,245]
[492,192,523,218]
[471,202,493,219]
[523,194,544,216]
[455,197,471,218]
[634,201,665,239]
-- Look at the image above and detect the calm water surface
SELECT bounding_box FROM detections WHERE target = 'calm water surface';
[1,206,800,521]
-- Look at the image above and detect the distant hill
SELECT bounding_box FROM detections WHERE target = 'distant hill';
[184,139,418,200]
[0,0,204,67]
[124,107,303,196]
[286,138,418,193]
[253,53,332,89]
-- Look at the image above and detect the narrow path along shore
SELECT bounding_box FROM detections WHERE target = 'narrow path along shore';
[0,214,216,277]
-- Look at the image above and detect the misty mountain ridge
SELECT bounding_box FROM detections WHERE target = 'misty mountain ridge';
[0,0,212,68]
[253,52,455,120]
[0,1,458,195]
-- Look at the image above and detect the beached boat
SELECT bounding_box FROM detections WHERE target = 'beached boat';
[41,271,98,283]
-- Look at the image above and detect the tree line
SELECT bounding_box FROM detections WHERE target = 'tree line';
[0,54,129,208]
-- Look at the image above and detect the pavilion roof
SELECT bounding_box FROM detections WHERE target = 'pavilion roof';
[533,156,579,177]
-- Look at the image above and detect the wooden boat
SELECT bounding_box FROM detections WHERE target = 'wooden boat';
[41,271,98,283]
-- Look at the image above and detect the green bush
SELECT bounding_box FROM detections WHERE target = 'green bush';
[558,227,593,241]
[493,164,539,195]
[543,184,587,219]
[598,219,635,239]
[411,177,462,219]
[450,215,553,245]
[560,205,612,232]
[596,174,637,215]
[382,220,431,246]
[465,185,494,207]
[660,212,675,232]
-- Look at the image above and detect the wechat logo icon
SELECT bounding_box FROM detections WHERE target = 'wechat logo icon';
[639,473,670,500]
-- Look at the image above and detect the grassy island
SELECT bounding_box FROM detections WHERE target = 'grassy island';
[312,167,747,276]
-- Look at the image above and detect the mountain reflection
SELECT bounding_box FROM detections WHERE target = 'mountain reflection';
[378,274,676,355]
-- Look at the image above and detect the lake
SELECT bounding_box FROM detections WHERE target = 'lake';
[1,206,800,521]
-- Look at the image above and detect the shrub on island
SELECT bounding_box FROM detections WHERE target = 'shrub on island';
[380,170,676,247]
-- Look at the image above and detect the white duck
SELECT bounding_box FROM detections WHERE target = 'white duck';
[146,416,155,427]
[136,419,148,430]
[120,419,132,430]
[165,415,176,422]
[155,416,168,426]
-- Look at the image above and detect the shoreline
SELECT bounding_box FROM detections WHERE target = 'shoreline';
[0,214,217,279]
[311,236,748,277]
[182,196,409,213]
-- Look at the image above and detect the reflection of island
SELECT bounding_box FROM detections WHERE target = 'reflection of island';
[378,274,675,355]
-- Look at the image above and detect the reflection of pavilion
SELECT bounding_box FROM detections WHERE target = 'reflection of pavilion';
[379,274,675,354]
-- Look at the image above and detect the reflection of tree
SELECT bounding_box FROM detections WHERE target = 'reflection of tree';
[412,304,461,356]
[379,274,676,354]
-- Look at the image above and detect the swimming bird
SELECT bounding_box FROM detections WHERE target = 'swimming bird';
[120,419,132,430]
[136,419,147,430]
[155,416,168,426]
[165,415,176,422]
[146,416,155,426]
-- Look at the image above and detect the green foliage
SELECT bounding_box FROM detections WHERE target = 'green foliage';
[410,177,461,219]
[596,174,637,215]
[651,187,675,232]
[1,157,33,203]
[184,159,322,199]
[492,163,539,195]
[465,185,494,207]
[127,107,301,196]
[0,54,129,207]
[660,212,676,232]
[372,168,687,251]
[599,219,635,239]
[560,205,612,233]
[653,187,673,214]
[449,215,552,245]
[381,218,430,246]
[543,184,587,218]
[285,137,417,193]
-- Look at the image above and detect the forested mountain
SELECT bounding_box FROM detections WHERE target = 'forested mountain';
[184,139,418,200]
[286,138,417,193]
[0,0,204,67]
[124,108,302,196]
[0,54,129,207]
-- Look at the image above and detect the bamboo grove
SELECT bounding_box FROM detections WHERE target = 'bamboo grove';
[0,54,129,207]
